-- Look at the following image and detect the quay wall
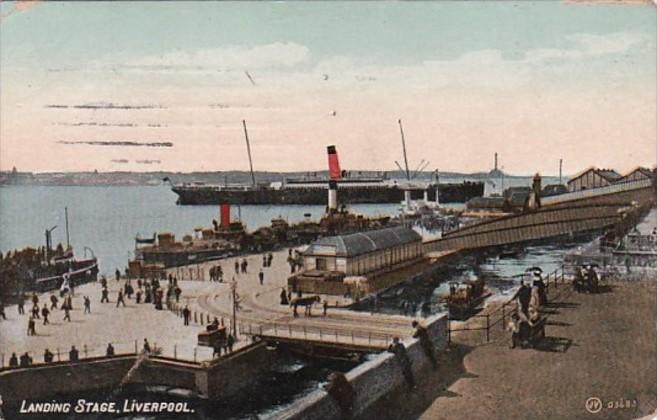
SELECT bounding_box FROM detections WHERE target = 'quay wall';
[279,313,448,420]
[0,343,275,403]
[0,356,136,402]
[197,342,278,399]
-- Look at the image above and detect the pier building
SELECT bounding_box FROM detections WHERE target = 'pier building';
[290,226,423,295]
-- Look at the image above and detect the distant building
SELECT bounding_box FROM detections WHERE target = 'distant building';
[541,184,568,197]
[567,167,621,192]
[301,226,422,276]
[617,167,653,183]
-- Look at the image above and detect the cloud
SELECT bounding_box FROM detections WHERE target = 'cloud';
[58,141,173,148]
[525,32,649,62]
[125,42,311,72]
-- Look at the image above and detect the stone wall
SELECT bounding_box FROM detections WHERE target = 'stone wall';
[197,342,278,399]
[0,356,136,402]
[279,313,448,420]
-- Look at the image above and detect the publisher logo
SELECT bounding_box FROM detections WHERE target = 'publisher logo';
[585,397,603,414]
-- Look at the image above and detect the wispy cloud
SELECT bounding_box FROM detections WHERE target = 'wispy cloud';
[45,102,166,110]
[58,141,173,148]
[125,42,311,73]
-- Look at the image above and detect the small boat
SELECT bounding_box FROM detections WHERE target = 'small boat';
[444,279,489,320]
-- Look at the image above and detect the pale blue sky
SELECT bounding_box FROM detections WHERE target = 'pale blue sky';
[1,1,655,174]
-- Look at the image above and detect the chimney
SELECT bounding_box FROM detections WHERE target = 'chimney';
[328,180,338,212]
[220,204,231,227]
[327,145,342,180]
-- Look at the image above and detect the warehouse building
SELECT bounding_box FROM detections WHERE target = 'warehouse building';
[567,167,621,192]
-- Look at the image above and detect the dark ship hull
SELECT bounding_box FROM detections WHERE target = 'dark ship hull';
[172,182,484,205]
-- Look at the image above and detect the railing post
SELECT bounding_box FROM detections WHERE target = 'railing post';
[1,354,4,368]
[303,326,307,338]
[319,329,322,340]
[83,344,88,359]
[174,345,177,360]
[274,324,277,335]
[368,333,372,344]
[335,331,338,343]
[57,348,61,362]
[486,314,490,343]
[351,331,354,344]
[194,348,197,363]
[447,317,451,344]
[134,340,138,354]
[288,325,292,336]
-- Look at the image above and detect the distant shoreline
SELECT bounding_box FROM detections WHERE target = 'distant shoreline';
[0,170,555,187]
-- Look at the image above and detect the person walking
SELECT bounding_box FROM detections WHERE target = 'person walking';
[143,338,151,353]
[17,293,25,315]
[116,290,126,307]
[83,296,91,314]
[106,343,115,356]
[31,303,40,319]
[258,269,264,285]
[0,303,6,320]
[227,333,235,353]
[101,287,109,303]
[182,305,191,326]
[41,306,50,325]
[63,306,71,322]
[50,294,58,310]
[43,349,54,363]
[27,316,36,336]
[234,260,239,274]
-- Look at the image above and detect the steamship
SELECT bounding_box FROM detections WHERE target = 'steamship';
[169,125,483,206]
[170,177,483,205]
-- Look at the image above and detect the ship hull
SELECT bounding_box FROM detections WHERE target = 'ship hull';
[172,182,484,205]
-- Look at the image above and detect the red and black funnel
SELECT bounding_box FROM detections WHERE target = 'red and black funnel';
[327,145,342,180]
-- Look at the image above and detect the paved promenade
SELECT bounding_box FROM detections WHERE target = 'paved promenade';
[165,248,417,344]
[1,247,418,368]
[0,279,214,366]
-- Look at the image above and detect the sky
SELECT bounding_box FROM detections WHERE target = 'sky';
[0,1,655,176]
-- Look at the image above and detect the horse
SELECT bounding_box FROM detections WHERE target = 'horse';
[291,295,321,317]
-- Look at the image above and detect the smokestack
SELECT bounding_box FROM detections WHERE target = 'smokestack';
[328,180,338,212]
[327,145,342,180]
[220,204,231,227]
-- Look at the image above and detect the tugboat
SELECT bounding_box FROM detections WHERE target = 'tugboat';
[0,210,98,301]
[444,278,488,320]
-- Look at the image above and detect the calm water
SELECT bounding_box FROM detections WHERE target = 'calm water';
[0,185,406,276]
[0,176,549,276]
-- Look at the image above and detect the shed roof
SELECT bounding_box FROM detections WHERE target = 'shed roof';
[305,226,421,257]
[567,167,621,185]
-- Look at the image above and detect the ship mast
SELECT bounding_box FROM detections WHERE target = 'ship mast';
[65,207,70,250]
[242,120,256,187]
[398,119,411,181]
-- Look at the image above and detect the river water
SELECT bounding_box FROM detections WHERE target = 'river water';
[0,185,403,276]
[0,177,555,276]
